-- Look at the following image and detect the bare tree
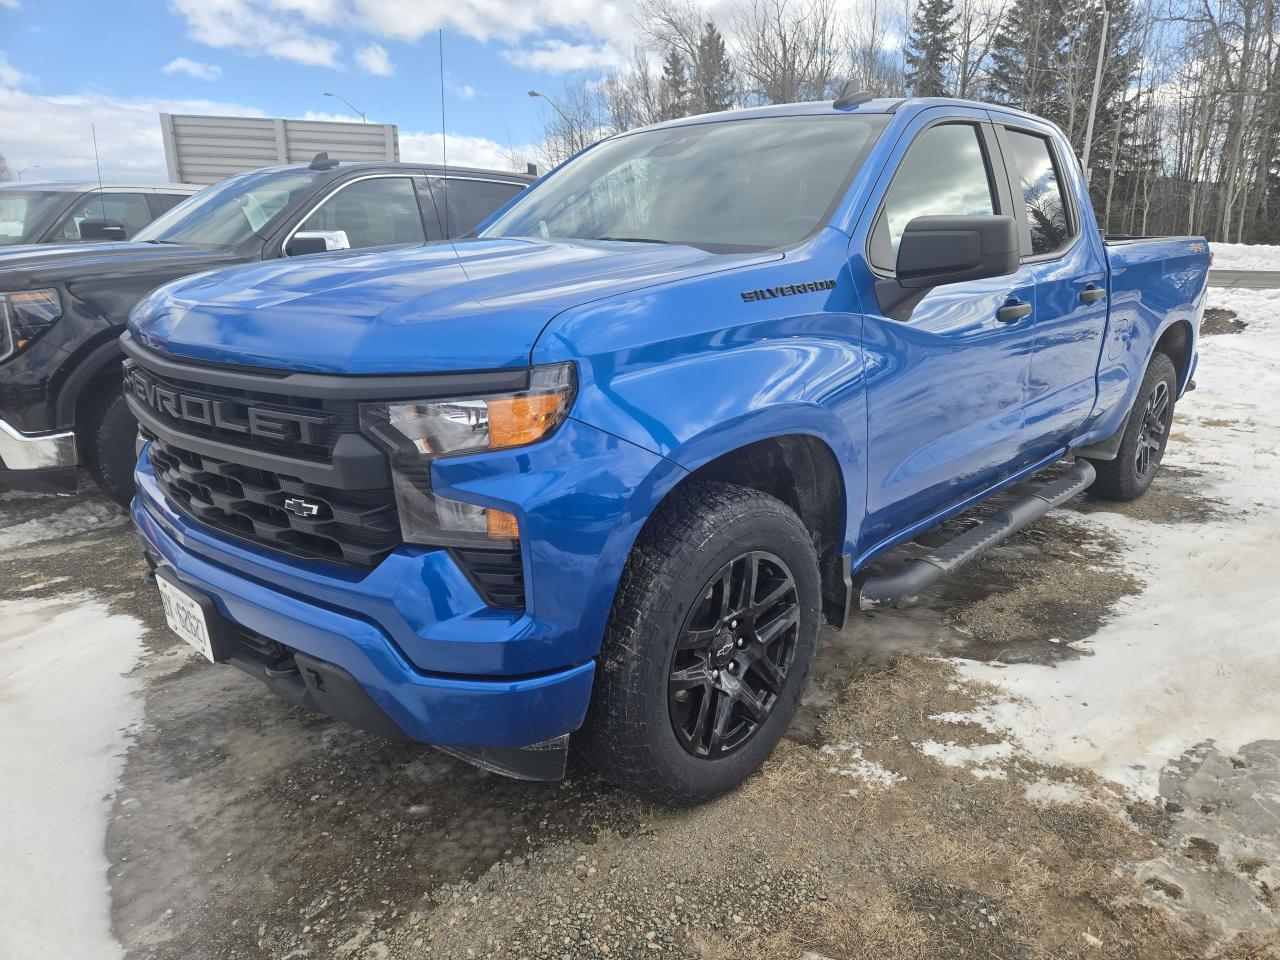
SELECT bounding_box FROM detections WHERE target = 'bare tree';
[732,0,843,103]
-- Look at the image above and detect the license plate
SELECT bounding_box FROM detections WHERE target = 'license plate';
[156,574,215,662]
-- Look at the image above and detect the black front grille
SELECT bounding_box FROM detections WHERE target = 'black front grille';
[125,360,356,461]
[452,545,527,609]
[149,436,400,567]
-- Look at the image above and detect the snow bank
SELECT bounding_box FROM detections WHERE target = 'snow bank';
[0,593,145,959]
[0,500,127,551]
[957,288,1280,798]
[1210,242,1280,271]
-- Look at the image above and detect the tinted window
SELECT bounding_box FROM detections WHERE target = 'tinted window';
[56,192,153,240]
[481,115,888,252]
[0,190,64,245]
[135,170,318,248]
[1003,129,1072,255]
[154,192,190,213]
[437,179,523,236]
[871,123,996,271]
[298,177,425,250]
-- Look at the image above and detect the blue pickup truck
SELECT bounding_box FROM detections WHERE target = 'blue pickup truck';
[125,95,1207,803]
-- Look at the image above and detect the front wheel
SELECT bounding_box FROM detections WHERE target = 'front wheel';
[1086,351,1177,502]
[84,391,140,508]
[578,481,821,804]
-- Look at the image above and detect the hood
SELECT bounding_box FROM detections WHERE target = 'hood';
[129,238,775,374]
[0,241,240,293]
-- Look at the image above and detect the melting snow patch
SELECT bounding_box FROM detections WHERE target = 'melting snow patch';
[0,500,127,551]
[820,742,904,795]
[955,288,1280,798]
[916,739,1013,779]
[1024,777,1096,808]
[0,593,145,959]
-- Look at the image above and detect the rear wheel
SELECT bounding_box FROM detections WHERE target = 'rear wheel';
[84,391,139,508]
[579,481,821,804]
[1086,351,1177,502]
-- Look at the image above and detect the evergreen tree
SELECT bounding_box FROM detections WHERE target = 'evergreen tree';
[986,0,1068,120]
[659,48,692,120]
[904,0,957,97]
[694,21,736,112]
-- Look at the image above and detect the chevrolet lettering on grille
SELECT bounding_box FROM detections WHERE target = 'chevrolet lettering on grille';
[125,362,333,446]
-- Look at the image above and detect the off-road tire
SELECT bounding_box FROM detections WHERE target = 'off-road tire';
[1086,351,1177,502]
[578,481,821,805]
[84,391,140,508]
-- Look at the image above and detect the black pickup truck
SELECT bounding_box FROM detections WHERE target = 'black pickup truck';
[0,157,531,503]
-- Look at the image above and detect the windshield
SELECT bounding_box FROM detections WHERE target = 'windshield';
[134,170,319,248]
[0,190,66,245]
[480,114,888,251]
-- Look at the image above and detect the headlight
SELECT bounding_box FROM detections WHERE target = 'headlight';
[0,288,62,359]
[360,362,576,547]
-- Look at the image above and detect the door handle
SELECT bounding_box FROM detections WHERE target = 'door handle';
[996,300,1032,323]
[1079,284,1107,304]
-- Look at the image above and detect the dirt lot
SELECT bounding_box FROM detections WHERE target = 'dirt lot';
[3,289,1278,960]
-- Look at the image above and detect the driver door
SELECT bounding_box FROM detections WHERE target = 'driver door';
[857,112,1037,550]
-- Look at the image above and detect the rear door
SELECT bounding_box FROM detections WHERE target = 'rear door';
[990,116,1108,457]
[858,108,1038,550]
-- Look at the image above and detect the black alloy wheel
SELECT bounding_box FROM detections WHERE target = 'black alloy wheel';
[1135,378,1171,480]
[668,551,800,759]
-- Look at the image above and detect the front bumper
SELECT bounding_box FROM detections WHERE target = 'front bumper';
[134,483,596,753]
[0,418,78,493]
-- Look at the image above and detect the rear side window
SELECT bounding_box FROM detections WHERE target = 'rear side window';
[154,192,189,213]
[436,179,524,237]
[870,123,997,271]
[298,176,426,250]
[1002,129,1072,256]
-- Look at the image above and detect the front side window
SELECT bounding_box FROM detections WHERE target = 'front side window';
[437,179,524,237]
[870,123,997,271]
[56,192,153,240]
[1003,128,1072,256]
[0,190,64,245]
[135,170,318,248]
[297,177,426,250]
[480,115,888,252]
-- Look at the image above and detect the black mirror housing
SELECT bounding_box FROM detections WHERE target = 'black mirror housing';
[895,215,1019,288]
[79,217,127,241]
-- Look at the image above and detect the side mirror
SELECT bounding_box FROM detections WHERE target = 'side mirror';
[285,230,351,257]
[875,215,1019,320]
[79,218,127,241]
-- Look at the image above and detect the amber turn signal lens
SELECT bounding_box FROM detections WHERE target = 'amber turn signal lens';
[487,393,568,449]
[485,507,520,540]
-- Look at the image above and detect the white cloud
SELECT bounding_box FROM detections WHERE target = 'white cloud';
[162,57,223,81]
[170,0,341,68]
[168,0,642,65]
[0,0,19,8]
[0,52,26,88]
[447,76,478,99]
[401,131,535,172]
[355,42,393,76]
[0,85,267,181]
[502,39,625,73]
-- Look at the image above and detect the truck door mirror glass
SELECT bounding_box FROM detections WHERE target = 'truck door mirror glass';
[875,215,1019,321]
[78,218,127,241]
[286,230,350,257]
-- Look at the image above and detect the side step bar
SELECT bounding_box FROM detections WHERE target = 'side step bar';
[857,459,1097,610]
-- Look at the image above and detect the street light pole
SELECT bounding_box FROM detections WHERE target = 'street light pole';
[528,90,578,152]
[1081,0,1110,184]
[16,165,39,181]
[323,92,368,124]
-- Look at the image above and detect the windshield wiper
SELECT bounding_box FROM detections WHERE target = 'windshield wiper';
[588,235,671,244]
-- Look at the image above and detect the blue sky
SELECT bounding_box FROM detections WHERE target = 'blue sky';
[0,0,639,180]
